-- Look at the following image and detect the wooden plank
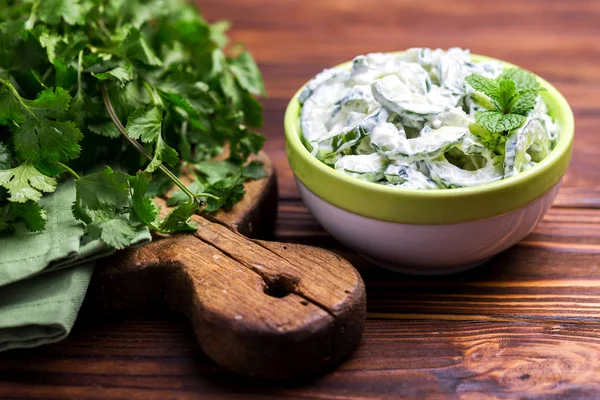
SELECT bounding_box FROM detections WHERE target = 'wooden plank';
[2,317,600,399]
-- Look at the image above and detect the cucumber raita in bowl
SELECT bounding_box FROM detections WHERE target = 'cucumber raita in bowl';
[299,48,559,189]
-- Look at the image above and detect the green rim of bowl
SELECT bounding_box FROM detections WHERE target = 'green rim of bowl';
[284,53,574,225]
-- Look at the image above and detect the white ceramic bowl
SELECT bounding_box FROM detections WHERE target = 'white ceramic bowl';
[296,179,560,275]
[285,54,574,275]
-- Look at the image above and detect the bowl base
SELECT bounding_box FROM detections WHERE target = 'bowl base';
[361,255,493,276]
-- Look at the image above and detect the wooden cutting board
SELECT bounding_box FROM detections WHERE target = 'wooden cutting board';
[87,152,367,379]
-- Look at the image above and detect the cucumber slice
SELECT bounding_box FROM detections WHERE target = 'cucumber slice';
[299,68,350,104]
[371,124,467,163]
[384,162,438,189]
[301,79,349,144]
[355,137,376,155]
[428,107,473,129]
[504,118,538,177]
[335,153,388,182]
[525,118,552,162]
[424,156,504,188]
[372,75,445,116]
[339,85,378,115]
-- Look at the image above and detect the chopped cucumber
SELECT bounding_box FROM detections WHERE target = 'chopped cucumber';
[299,48,559,190]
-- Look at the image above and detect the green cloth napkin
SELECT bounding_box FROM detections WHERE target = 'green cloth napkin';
[0,182,151,352]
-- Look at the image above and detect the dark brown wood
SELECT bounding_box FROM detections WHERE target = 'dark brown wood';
[2,0,600,398]
[87,152,366,378]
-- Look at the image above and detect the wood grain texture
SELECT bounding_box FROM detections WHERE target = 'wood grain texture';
[87,152,365,378]
[2,0,600,398]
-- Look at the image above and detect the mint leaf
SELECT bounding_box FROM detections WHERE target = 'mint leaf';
[476,111,527,134]
[497,79,516,112]
[510,91,538,116]
[500,68,542,92]
[126,106,163,143]
[465,74,500,109]
[0,160,57,203]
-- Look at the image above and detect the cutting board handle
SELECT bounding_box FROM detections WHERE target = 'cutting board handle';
[90,153,366,378]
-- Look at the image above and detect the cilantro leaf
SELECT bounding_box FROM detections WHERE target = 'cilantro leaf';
[73,167,144,249]
[243,161,268,180]
[0,84,25,125]
[12,201,47,232]
[158,201,199,233]
[37,0,85,26]
[130,171,159,227]
[241,90,264,128]
[39,31,63,64]
[126,106,163,143]
[0,142,11,170]
[0,0,266,242]
[88,122,121,138]
[92,67,132,84]
[476,111,526,134]
[146,135,179,172]
[167,180,205,207]
[27,87,72,119]
[194,160,240,185]
[85,212,137,249]
[120,28,163,67]
[0,160,57,203]
[14,119,83,164]
[203,175,245,212]
[229,51,267,96]
[73,167,130,216]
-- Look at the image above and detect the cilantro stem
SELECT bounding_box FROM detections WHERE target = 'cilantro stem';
[143,81,160,106]
[0,79,37,119]
[58,162,80,179]
[76,50,83,99]
[96,19,112,40]
[100,83,204,206]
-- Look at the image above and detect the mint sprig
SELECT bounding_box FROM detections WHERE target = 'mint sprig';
[466,68,545,144]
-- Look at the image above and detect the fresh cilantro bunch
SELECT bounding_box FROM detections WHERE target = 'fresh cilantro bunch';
[466,68,544,152]
[0,0,267,247]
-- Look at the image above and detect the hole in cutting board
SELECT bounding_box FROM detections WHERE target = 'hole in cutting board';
[264,276,298,299]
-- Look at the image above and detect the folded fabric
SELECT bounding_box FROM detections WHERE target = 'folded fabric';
[0,182,151,351]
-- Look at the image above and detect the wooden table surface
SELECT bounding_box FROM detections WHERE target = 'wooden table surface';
[2,0,600,398]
